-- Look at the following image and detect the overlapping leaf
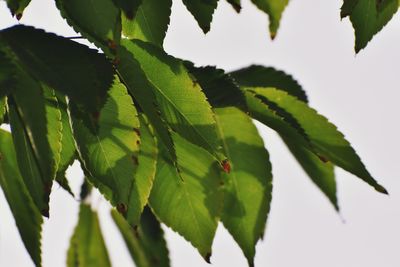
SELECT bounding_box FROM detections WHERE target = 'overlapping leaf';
[247,87,386,194]
[7,70,62,216]
[119,40,224,162]
[149,132,223,260]
[341,0,399,52]
[122,0,172,46]
[5,0,31,19]
[0,129,43,267]
[250,0,289,38]
[67,204,111,267]
[113,0,142,19]
[0,98,5,124]
[215,107,272,266]
[0,25,114,112]
[70,78,141,215]
[112,207,170,267]
[182,0,218,33]
[55,0,121,54]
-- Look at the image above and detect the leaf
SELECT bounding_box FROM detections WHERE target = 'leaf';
[0,98,6,124]
[7,70,63,216]
[149,132,223,260]
[70,78,141,214]
[341,0,399,52]
[0,48,16,97]
[113,0,142,19]
[282,136,338,210]
[214,107,272,266]
[111,207,170,267]
[185,63,245,108]
[55,94,76,196]
[250,0,289,39]
[226,0,241,12]
[181,0,218,33]
[0,129,43,267]
[55,0,121,54]
[121,0,172,46]
[120,40,224,162]
[0,25,114,112]
[5,0,31,19]
[229,65,308,103]
[67,204,111,267]
[126,114,158,226]
[248,87,387,194]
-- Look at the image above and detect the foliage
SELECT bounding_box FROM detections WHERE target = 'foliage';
[0,0,396,266]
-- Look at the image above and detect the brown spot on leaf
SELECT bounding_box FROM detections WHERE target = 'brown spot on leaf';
[131,155,138,165]
[107,39,117,50]
[133,128,141,136]
[221,159,231,173]
[317,154,329,163]
[117,203,127,215]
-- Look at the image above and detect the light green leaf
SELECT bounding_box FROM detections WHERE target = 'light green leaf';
[181,0,218,33]
[121,40,224,162]
[248,87,386,194]
[0,25,114,113]
[67,204,111,267]
[341,0,399,52]
[149,132,223,261]
[122,0,172,46]
[0,129,43,267]
[250,0,289,39]
[214,107,272,266]
[229,65,308,103]
[5,0,31,19]
[7,70,62,216]
[126,114,158,226]
[70,78,141,214]
[111,207,170,267]
[56,0,121,53]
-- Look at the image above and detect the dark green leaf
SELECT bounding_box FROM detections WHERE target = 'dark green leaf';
[0,98,5,124]
[229,65,308,102]
[126,114,158,226]
[120,40,224,162]
[0,25,114,112]
[149,132,223,260]
[67,204,111,267]
[215,107,272,266]
[0,48,16,97]
[71,78,141,215]
[113,0,142,19]
[5,0,31,18]
[226,0,241,12]
[111,207,170,267]
[0,129,43,266]
[248,87,386,194]
[250,0,289,39]
[7,71,62,216]
[55,0,121,54]
[181,0,218,33]
[122,0,172,46]
[341,0,399,52]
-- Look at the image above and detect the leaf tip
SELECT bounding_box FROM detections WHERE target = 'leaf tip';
[204,252,212,263]
[375,184,388,195]
[16,13,23,21]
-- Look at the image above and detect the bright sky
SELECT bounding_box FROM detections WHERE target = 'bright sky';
[1,0,400,267]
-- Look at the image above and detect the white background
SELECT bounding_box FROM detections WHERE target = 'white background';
[1,0,400,266]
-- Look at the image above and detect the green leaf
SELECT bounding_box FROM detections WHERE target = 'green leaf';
[0,49,16,97]
[250,0,289,39]
[55,94,76,196]
[0,25,114,112]
[67,204,111,267]
[214,107,272,266]
[126,114,158,226]
[111,207,170,267]
[229,65,308,103]
[7,70,62,216]
[226,0,241,12]
[341,0,399,52]
[248,87,387,194]
[282,136,338,210]
[5,0,31,19]
[55,0,121,54]
[113,0,142,19]
[0,129,43,267]
[149,132,223,261]
[121,0,172,46]
[71,78,141,214]
[181,0,218,33]
[121,40,224,162]
[0,98,5,124]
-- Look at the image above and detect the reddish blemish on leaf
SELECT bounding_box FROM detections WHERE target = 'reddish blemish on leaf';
[221,159,231,173]
[117,203,127,215]
[107,39,117,50]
